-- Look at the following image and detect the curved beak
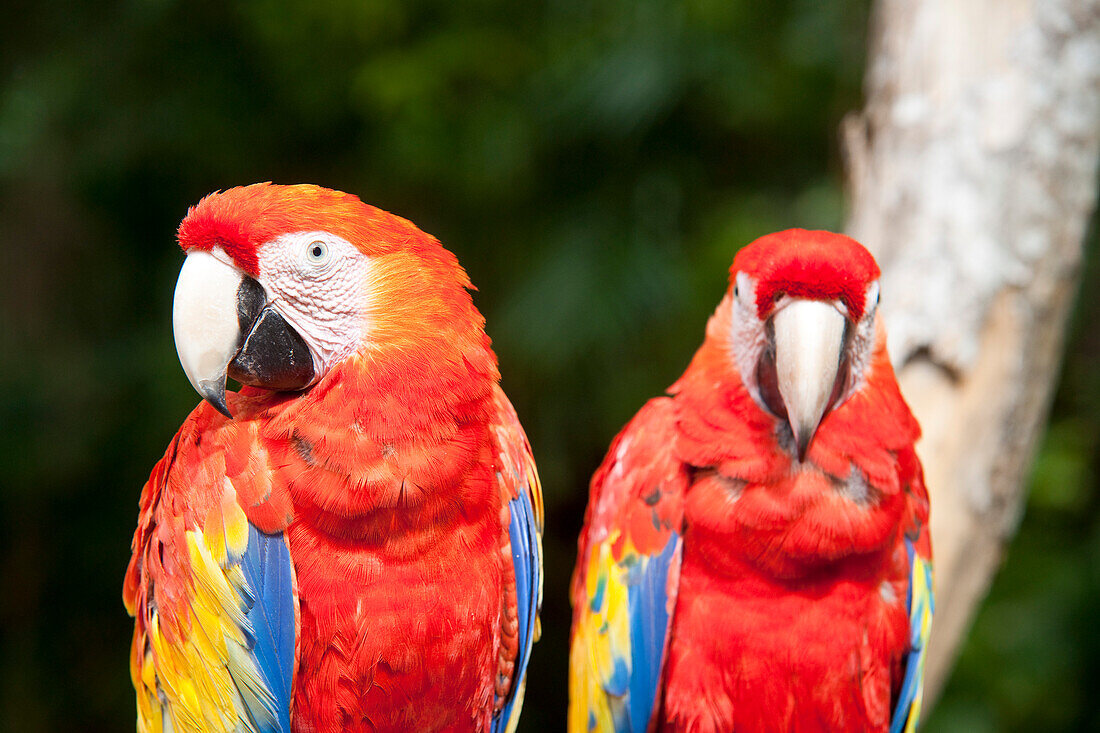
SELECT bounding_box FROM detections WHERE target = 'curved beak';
[173,251,242,417]
[173,250,315,418]
[772,299,847,460]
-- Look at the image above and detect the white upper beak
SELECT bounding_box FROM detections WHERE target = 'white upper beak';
[172,249,245,417]
[772,298,847,459]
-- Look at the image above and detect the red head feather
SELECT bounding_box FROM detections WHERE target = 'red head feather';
[177,182,455,280]
[731,229,880,321]
[176,182,487,382]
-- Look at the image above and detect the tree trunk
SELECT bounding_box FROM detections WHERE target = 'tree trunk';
[842,0,1100,704]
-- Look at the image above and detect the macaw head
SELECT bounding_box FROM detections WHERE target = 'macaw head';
[172,183,488,418]
[727,229,882,460]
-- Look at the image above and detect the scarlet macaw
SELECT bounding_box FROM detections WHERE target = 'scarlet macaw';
[569,229,932,732]
[123,183,543,733]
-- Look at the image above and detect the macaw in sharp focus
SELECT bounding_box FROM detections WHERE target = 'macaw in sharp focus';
[568,229,932,732]
[123,183,543,733]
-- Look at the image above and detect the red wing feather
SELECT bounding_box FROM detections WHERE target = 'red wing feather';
[569,397,689,732]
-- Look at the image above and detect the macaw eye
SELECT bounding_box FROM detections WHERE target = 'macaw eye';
[306,240,329,265]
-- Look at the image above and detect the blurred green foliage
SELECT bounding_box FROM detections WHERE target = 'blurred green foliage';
[0,0,1095,731]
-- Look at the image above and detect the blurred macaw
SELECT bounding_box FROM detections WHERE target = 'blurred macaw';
[569,230,932,732]
[123,183,543,733]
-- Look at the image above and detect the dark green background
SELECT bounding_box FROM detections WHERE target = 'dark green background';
[2,1,1097,730]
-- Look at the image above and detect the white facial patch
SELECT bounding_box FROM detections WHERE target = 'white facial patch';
[728,272,772,411]
[839,280,880,400]
[727,273,882,417]
[255,231,373,379]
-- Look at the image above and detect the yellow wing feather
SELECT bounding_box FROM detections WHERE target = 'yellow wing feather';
[133,485,281,733]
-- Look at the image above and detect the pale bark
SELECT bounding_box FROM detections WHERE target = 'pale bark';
[843,0,1100,703]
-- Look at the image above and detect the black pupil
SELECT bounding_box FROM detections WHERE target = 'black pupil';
[311,245,323,258]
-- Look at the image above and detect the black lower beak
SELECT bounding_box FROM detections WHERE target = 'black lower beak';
[201,277,316,418]
[228,306,315,391]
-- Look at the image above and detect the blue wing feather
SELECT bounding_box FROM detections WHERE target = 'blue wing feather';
[568,397,686,733]
[889,538,934,733]
[492,490,542,733]
[239,526,296,733]
[625,535,679,732]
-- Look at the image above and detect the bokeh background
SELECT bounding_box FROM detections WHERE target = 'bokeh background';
[2,0,1097,730]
